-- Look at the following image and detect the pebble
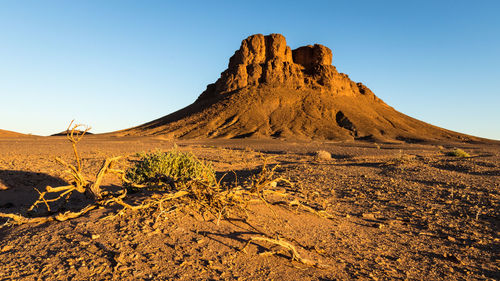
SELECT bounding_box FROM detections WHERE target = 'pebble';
[362,213,376,220]
[1,245,13,252]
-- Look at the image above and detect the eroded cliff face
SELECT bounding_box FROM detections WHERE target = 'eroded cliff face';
[197,33,377,102]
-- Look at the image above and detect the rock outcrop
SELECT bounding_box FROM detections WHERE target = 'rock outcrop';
[198,33,376,101]
[292,44,332,68]
[114,33,483,143]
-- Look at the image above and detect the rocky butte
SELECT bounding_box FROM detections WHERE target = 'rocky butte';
[197,33,376,101]
[114,33,483,143]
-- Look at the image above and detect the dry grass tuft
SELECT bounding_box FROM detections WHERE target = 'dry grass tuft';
[446,148,470,158]
[249,155,291,196]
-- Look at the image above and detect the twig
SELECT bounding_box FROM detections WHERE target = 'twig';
[242,236,327,268]
[0,205,96,225]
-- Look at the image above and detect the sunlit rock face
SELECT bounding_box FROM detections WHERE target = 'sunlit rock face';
[198,33,376,101]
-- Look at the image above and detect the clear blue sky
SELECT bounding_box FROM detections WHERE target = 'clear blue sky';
[1,0,499,140]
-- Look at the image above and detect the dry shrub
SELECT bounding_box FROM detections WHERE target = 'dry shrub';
[0,121,126,224]
[121,152,331,224]
[446,148,470,158]
[124,148,216,191]
[122,148,244,223]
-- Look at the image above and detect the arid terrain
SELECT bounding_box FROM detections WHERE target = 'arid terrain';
[1,33,498,280]
[0,135,498,280]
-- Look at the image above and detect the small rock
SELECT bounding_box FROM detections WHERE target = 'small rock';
[315,150,332,161]
[362,213,376,220]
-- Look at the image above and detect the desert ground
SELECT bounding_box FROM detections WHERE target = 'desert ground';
[0,135,498,280]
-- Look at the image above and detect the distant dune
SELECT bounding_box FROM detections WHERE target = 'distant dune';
[0,129,35,138]
[50,130,93,137]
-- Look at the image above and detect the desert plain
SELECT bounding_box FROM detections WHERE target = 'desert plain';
[0,134,498,280]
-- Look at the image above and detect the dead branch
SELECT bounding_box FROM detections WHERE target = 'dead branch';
[3,121,129,225]
[105,190,189,212]
[242,236,327,268]
[66,120,91,173]
[29,185,76,212]
[288,199,334,219]
[54,205,97,221]
[0,212,54,224]
[249,155,291,197]
[0,205,97,225]
[89,156,122,200]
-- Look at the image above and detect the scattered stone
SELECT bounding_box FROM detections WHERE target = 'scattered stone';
[362,213,376,220]
[1,245,13,252]
[315,150,332,161]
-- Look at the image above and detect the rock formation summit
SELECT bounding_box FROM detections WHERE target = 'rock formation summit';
[116,33,481,142]
[197,33,375,102]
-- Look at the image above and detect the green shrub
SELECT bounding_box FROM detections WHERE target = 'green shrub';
[446,148,470,158]
[125,148,216,190]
